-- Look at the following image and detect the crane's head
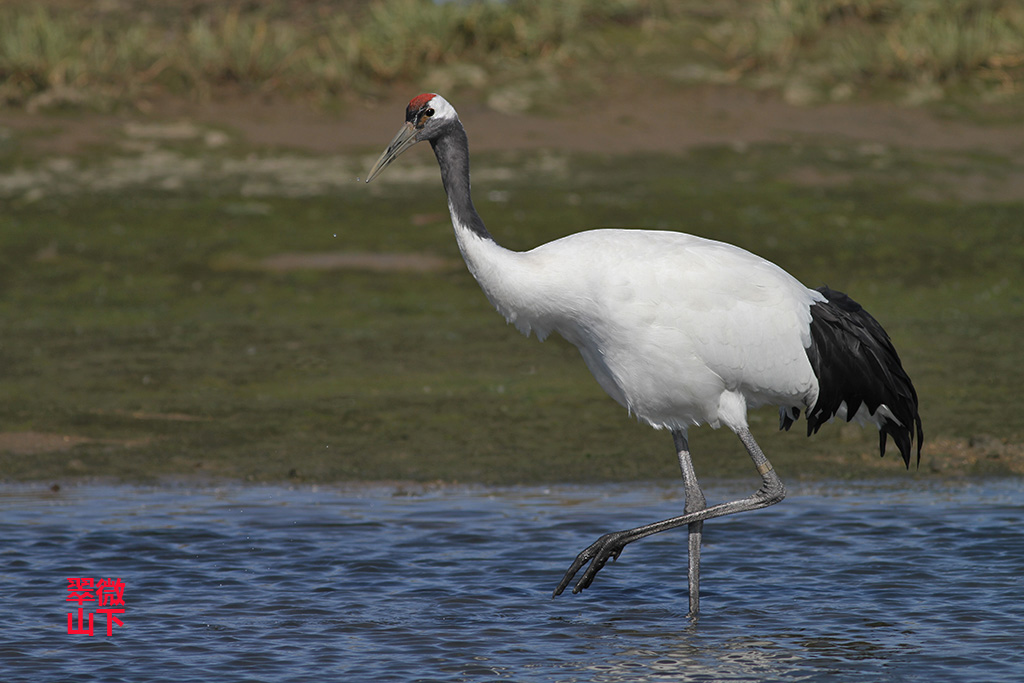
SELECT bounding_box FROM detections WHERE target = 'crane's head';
[365,93,456,183]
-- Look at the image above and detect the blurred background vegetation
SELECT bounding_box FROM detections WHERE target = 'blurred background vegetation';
[1,0,1021,112]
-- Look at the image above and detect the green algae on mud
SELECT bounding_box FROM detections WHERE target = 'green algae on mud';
[1,140,1022,484]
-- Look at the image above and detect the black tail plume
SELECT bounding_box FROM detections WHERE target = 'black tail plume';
[780,287,923,468]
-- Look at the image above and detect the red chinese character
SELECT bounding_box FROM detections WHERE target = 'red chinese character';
[96,578,126,606]
[96,609,125,636]
[66,577,96,606]
[67,608,94,636]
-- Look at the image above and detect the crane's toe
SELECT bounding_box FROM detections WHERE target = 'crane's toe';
[552,531,629,597]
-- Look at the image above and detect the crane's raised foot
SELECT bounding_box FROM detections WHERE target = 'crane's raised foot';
[552,531,631,597]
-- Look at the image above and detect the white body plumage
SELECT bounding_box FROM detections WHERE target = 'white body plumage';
[454,221,824,433]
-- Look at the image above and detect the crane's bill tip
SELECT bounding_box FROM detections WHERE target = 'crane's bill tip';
[365,122,419,183]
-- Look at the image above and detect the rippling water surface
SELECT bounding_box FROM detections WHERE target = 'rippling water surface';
[2,479,1022,682]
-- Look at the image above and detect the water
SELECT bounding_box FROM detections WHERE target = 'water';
[2,479,1022,682]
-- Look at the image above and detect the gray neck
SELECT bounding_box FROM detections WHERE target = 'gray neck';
[430,123,492,242]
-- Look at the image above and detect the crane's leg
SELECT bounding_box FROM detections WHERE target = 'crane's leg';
[673,430,706,618]
[553,427,785,600]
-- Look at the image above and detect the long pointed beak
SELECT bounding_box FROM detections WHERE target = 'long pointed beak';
[365,122,419,183]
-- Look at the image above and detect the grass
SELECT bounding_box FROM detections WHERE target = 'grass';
[0,1,1020,112]
[1,127,1022,484]
[729,0,1024,104]
[0,0,660,110]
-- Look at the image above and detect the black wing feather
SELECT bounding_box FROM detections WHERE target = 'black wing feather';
[780,287,923,468]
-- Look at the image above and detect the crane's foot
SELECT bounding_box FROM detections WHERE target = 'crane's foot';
[552,531,630,597]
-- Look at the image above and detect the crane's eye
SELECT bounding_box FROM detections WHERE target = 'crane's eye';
[424,108,435,117]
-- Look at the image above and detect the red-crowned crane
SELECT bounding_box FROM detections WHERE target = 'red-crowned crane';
[365,93,923,617]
